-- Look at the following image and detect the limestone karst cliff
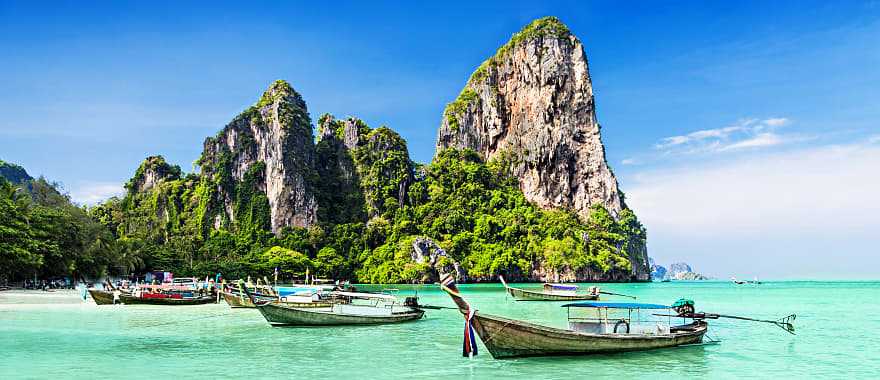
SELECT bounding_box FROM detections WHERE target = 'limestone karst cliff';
[436,17,649,280]
[125,156,182,193]
[107,17,651,283]
[437,17,622,220]
[198,80,318,234]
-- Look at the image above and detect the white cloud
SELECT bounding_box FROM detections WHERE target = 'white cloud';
[621,158,638,165]
[716,132,783,151]
[762,117,790,127]
[624,140,880,279]
[654,117,794,155]
[69,181,123,205]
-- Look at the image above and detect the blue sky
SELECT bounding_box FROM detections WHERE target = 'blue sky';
[2,1,878,279]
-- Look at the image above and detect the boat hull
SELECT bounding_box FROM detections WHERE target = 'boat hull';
[472,312,707,359]
[505,286,599,301]
[256,303,424,326]
[118,294,216,305]
[222,292,331,309]
[90,289,216,305]
[88,289,116,305]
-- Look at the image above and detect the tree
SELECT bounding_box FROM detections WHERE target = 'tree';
[261,246,311,280]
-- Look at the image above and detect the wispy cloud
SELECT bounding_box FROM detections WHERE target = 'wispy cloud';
[716,132,784,151]
[654,118,793,155]
[621,158,639,165]
[624,137,880,279]
[762,118,790,127]
[69,181,123,205]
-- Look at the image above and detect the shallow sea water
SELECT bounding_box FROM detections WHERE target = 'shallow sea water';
[2,281,878,379]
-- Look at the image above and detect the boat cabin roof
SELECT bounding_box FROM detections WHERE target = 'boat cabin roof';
[561,302,670,309]
[543,283,578,291]
[331,291,397,301]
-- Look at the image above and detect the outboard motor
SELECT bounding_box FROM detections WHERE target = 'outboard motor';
[404,296,420,308]
[672,298,695,316]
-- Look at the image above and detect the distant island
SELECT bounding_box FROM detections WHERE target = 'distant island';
[650,259,710,281]
[1,17,653,285]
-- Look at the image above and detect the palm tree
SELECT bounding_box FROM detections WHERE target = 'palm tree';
[114,238,146,275]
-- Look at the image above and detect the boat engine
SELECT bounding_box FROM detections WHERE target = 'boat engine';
[404,296,420,308]
[672,298,695,316]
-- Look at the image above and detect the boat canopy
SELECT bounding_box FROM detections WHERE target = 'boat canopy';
[331,291,397,301]
[561,302,670,309]
[544,283,578,291]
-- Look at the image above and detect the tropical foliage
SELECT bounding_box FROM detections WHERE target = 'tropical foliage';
[1,113,646,284]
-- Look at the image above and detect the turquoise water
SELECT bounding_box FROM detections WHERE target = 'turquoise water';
[2,281,878,379]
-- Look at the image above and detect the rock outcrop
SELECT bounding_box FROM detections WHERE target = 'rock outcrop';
[317,115,414,220]
[436,17,649,281]
[436,17,623,220]
[649,258,667,280]
[654,262,710,281]
[0,159,33,184]
[198,80,318,233]
[408,237,465,282]
[125,156,181,193]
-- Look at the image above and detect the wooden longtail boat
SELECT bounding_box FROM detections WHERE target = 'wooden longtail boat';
[252,292,424,326]
[256,303,424,326]
[222,291,332,309]
[119,293,216,305]
[441,274,707,359]
[88,288,216,305]
[88,289,116,305]
[222,291,267,308]
[499,276,599,301]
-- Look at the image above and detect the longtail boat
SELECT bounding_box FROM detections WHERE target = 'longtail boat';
[222,291,332,309]
[88,289,116,305]
[441,273,708,359]
[117,292,216,305]
[89,286,216,305]
[499,276,600,301]
[251,291,424,326]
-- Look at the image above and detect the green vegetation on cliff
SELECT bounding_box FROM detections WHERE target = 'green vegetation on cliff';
[94,114,643,283]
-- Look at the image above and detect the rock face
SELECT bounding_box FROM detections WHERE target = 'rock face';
[126,156,181,193]
[316,115,414,220]
[663,262,709,280]
[649,258,667,280]
[409,237,465,282]
[667,262,693,276]
[198,80,318,233]
[0,159,33,184]
[436,17,623,220]
[436,17,649,281]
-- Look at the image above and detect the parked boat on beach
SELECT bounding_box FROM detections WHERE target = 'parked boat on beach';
[442,274,707,359]
[89,288,217,305]
[88,280,217,306]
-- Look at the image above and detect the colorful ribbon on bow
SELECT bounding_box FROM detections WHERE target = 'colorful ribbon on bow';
[463,307,478,358]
